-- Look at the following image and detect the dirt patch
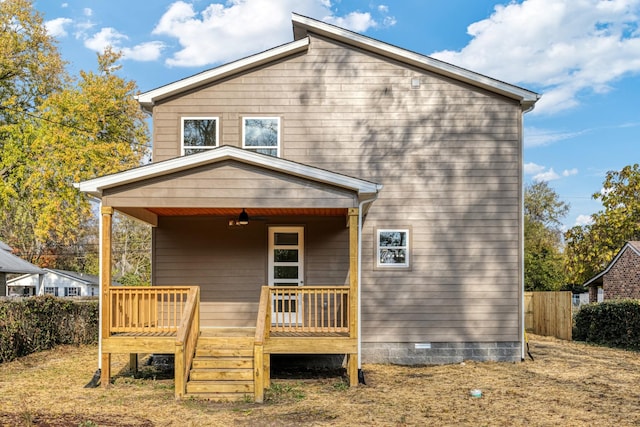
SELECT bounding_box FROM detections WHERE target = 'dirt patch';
[1,335,640,426]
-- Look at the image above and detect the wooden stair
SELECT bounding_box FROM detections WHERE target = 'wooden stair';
[185,330,255,401]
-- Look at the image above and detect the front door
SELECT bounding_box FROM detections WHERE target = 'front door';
[268,226,304,325]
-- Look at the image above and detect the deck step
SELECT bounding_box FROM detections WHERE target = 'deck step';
[186,380,254,394]
[185,334,255,402]
[190,368,253,381]
[195,347,253,358]
[192,357,253,369]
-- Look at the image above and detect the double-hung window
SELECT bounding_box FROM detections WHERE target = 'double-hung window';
[181,117,219,155]
[243,117,280,157]
[377,229,410,268]
[65,287,80,297]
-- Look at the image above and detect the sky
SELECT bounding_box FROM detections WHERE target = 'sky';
[34,0,640,229]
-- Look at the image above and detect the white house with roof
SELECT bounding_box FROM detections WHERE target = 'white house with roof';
[7,268,100,298]
[0,240,44,297]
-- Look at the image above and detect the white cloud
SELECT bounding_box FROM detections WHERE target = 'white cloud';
[152,0,396,67]
[533,168,561,182]
[121,41,166,62]
[84,27,165,62]
[524,126,586,148]
[430,0,640,115]
[524,162,545,175]
[324,11,378,32]
[83,8,93,17]
[575,214,594,226]
[526,163,578,182]
[84,27,128,52]
[45,17,73,38]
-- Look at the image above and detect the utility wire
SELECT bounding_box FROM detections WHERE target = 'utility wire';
[0,104,152,149]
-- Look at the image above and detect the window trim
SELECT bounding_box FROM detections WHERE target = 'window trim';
[242,116,281,157]
[65,287,81,297]
[180,116,219,155]
[375,228,411,270]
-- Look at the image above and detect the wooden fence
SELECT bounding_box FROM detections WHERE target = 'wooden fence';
[524,291,572,341]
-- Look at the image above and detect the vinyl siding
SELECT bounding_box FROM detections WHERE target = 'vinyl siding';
[102,161,357,209]
[149,34,523,343]
[153,216,349,327]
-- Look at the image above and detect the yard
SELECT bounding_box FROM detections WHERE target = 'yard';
[1,335,639,426]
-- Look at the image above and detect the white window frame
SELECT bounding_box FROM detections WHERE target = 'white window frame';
[376,228,410,269]
[242,117,280,157]
[44,287,58,296]
[181,116,219,155]
[65,287,81,297]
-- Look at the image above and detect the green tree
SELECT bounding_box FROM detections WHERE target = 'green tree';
[565,164,640,284]
[0,0,66,118]
[524,182,569,291]
[0,0,67,260]
[0,48,149,268]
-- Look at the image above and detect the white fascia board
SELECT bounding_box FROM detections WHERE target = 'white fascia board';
[135,38,310,112]
[76,146,382,197]
[292,14,539,107]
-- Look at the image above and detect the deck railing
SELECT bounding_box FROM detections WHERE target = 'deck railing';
[175,287,200,398]
[269,286,350,334]
[109,286,193,333]
[107,286,200,399]
[254,285,353,402]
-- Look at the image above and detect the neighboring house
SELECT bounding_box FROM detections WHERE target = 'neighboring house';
[78,14,539,401]
[7,268,100,298]
[0,240,44,297]
[583,241,640,303]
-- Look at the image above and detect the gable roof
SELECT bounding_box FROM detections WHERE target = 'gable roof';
[0,241,44,275]
[136,13,539,113]
[583,241,640,287]
[48,269,100,286]
[77,145,382,198]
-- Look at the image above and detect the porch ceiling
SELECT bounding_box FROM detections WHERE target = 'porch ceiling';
[146,207,348,217]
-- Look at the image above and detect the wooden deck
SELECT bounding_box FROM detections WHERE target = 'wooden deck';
[100,284,359,402]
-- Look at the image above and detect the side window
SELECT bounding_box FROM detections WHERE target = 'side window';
[243,117,280,157]
[377,229,410,268]
[181,117,218,155]
[65,287,80,297]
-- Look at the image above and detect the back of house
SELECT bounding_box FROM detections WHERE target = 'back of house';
[82,14,538,366]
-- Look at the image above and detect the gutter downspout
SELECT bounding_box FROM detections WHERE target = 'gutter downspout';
[357,193,379,376]
[521,100,537,360]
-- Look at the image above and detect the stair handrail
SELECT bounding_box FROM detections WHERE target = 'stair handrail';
[174,286,200,399]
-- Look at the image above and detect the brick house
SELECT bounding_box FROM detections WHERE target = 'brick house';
[584,241,640,303]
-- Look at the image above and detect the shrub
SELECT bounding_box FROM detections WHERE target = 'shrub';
[0,295,98,363]
[573,299,640,351]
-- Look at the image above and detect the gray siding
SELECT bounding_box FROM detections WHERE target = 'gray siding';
[154,215,348,327]
[150,34,523,344]
[103,161,357,209]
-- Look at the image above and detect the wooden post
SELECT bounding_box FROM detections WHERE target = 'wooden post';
[175,342,184,399]
[100,206,113,387]
[347,208,359,387]
[254,344,264,403]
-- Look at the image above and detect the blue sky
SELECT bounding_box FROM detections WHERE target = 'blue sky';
[34,0,640,229]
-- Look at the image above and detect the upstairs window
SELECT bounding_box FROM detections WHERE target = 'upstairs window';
[181,117,218,155]
[243,117,280,157]
[377,229,410,268]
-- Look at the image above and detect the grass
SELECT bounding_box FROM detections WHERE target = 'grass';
[1,335,640,426]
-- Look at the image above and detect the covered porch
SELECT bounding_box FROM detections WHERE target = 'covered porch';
[78,147,381,402]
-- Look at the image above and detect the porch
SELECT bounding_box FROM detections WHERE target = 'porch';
[100,284,358,402]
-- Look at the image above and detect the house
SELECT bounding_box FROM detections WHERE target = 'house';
[6,268,100,298]
[0,240,44,297]
[583,241,640,303]
[77,14,539,401]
